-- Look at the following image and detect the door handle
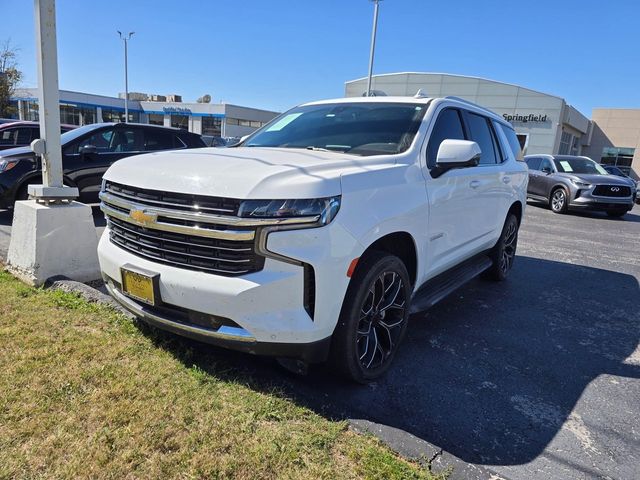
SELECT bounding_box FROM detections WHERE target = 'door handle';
[469,180,481,189]
[502,176,511,184]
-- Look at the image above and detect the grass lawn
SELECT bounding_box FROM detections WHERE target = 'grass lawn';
[0,271,446,479]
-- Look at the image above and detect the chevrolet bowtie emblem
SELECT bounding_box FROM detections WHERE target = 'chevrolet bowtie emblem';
[130,208,157,225]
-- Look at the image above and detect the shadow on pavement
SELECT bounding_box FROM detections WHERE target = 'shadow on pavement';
[0,208,12,226]
[126,255,640,466]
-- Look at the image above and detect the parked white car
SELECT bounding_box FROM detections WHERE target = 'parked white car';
[97,95,528,382]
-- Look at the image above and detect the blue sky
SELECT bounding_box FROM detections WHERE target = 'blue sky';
[1,0,638,114]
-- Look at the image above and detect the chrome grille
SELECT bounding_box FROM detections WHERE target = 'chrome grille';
[105,181,241,215]
[101,183,264,276]
[107,216,263,275]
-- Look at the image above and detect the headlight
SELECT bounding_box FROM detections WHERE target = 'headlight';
[570,179,591,188]
[0,159,19,173]
[238,196,341,225]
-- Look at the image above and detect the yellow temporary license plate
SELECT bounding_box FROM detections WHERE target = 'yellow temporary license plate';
[121,267,157,305]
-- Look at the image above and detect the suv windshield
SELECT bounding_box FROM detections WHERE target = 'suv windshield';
[553,157,609,175]
[244,102,427,156]
[60,123,106,145]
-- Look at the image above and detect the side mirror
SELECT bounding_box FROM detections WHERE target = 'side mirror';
[541,167,552,174]
[435,140,481,170]
[79,144,98,156]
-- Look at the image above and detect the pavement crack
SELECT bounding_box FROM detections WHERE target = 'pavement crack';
[427,447,443,470]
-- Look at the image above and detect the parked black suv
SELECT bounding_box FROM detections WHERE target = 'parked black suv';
[0,122,205,207]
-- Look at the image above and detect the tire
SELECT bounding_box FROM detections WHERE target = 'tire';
[606,210,626,218]
[484,213,519,281]
[15,184,30,202]
[549,187,569,213]
[330,251,412,383]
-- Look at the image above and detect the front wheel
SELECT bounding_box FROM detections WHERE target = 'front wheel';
[550,187,569,213]
[484,213,519,281]
[330,251,411,383]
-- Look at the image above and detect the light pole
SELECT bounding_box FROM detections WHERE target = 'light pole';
[117,31,134,122]
[366,0,382,97]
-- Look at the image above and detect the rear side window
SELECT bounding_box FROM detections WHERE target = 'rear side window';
[144,129,174,151]
[426,109,466,168]
[498,123,524,161]
[0,128,17,146]
[466,112,499,165]
[16,128,33,144]
[525,157,541,170]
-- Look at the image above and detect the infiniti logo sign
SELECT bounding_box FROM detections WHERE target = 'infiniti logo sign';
[611,187,620,192]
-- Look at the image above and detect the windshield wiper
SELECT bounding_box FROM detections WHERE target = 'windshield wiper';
[305,146,348,153]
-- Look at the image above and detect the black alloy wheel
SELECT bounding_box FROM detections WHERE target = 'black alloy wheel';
[485,213,519,281]
[356,270,407,371]
[330,251,411,383]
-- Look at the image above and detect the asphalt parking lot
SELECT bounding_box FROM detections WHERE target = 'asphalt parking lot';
[1,202,638,479]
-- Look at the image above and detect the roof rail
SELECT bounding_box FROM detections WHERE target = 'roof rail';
[444,96,498,117]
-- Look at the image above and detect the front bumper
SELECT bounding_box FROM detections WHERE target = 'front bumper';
[98,218,360,361]
[105,280,331,362]
[569,189,634,211]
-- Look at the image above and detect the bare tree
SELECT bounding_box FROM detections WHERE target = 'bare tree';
[0,40,23,118]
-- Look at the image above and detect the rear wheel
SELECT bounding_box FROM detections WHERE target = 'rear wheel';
[550,187,569,213]
[606,210,626,218]
[330,251,411,383]
[484,213,519,281]
[16,183,31,202]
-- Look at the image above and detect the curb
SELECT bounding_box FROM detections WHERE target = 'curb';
[44,276,134,319]
[349,419,502,480]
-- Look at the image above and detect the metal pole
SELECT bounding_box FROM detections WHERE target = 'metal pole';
[34,0,63,188]
[366,0,381,97]
[123,37,128,122]
[118,31,133,122]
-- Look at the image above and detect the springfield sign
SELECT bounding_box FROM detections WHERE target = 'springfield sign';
[503,113,548,123]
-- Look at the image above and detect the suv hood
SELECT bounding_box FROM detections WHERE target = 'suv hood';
[559,173,635,186]
[103,147,398,199]
[0,146,35,159]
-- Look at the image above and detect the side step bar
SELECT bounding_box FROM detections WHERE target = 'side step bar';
[409,254,493,314]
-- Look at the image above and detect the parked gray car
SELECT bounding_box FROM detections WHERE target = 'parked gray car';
[524,155,636,217]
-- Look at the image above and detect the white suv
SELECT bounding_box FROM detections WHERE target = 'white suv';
[97,95,527,382]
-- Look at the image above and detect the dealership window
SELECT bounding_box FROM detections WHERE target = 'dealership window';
[558,131,573,155]
[101,108,139,123]
[601,147,635,175]
[148,113,164,125]
[78,106,96,125]
[202,116,222,136]
[21,100,39,121]
[516,133,529,155]
[59,104,81,125]
[171,114,188,130]
[225,118,263,128]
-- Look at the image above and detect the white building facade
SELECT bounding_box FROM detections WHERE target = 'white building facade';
[345,73,592,156]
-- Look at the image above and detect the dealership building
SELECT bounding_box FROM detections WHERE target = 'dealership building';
[582,109,640,179]
[345,72,592,158]
[10,88,279,138]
